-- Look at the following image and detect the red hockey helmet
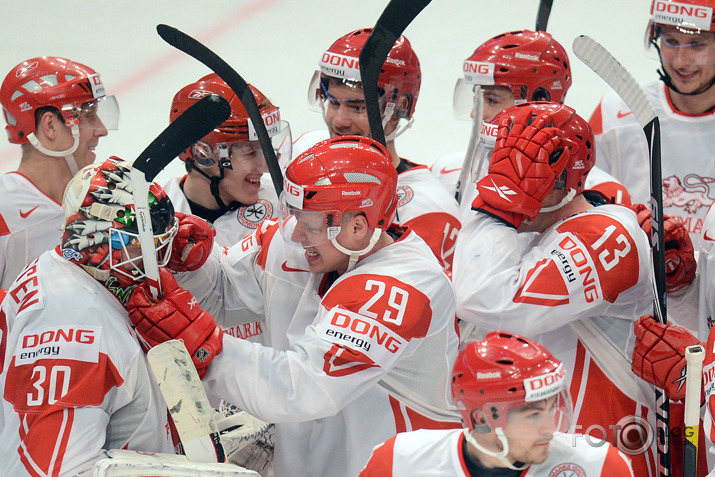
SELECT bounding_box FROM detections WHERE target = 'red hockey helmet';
[493,102,595,195]
[61,157,177,303]
[453,30,572,119]
[170,73,290,168]
[451,331,571,433]
[0,56,119,144]
[279,135,397,248]
[308,28,421,120]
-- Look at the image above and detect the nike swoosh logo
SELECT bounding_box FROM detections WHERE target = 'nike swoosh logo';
[440,167,462,174]
[281,261,309,273]
[617,110,633,118]
[19,206,39,218]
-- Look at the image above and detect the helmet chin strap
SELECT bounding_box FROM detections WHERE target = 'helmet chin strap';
[27,125,81,175]
[331,228,382,273]
[463,428,528,471]
[539,189,576,213]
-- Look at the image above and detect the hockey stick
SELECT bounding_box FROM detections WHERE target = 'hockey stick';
[572,34,670,476]
[359,0,431,146]
[683,344,705,477]
[156,24,284,197]
[454,85,483,204]
[147,339,226,463]
[130,94,230,299]
[535,0,554,32]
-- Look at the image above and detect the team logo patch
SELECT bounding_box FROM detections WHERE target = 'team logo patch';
[549,463,585,477]
[237,200,272,229]
[397,186,413,207]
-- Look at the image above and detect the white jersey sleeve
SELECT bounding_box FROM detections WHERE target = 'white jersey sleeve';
[454,204,651,334]
[429,151,465,197]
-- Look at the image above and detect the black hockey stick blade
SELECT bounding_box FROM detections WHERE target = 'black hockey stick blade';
[535,0,554,31]
[133,93,230,182]
[157,23,284,196]
[359,0,431,146]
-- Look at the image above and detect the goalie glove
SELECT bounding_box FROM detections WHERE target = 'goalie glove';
[629,203,695,293]
[632,315,703,401]
[168,212,216,273]
[472,107,570,228]
[128,267,222,378]
[215,407,272,462]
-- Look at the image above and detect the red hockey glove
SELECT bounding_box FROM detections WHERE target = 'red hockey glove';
[632,315,702,401]
[128,267,223,378]
[630,204,696,292]
[167,212,216,273]
[472,107,570,228]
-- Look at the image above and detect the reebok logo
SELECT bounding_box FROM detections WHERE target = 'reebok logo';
[515,52,539,61]
[476,371,501,379]
[342,190,361,196]
[483,179,516,201]
[20,206,39,218]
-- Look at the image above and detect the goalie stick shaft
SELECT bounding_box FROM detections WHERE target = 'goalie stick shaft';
[683,344,705,477]
[130,94,230,298]
[535,0,554,32]
[147,339,226,463]
[359,0,431,146]
[572,35,670,476]
[156,24,284,197]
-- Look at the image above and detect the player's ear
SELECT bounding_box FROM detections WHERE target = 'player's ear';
[347,212,369,239]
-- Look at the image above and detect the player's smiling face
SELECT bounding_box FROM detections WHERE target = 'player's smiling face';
[659,26,715,94]
[323,81,371,139]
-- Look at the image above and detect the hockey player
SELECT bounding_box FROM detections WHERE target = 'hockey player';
[359,331,634,476]
[294,29,461,271]
[431,29,632,208]
[0,157,221,476]
[589,0,715,246]
[161,73,291,344]
[162,73,291,248]
[127,135,463,477]
[452,102,659,475]
[0,56,119,288]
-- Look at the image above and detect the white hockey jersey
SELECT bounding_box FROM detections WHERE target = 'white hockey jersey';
[183,222,462,477]
[0,250,174,477]
[359,429,634,476]
[590,80,715,246]
[160,174,278,344]
[0,172,65,289]
[453,204,657,476]
[293,131,462,270]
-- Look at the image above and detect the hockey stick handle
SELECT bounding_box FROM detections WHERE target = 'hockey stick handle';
[455,85,483,204]
[359,0,431,146]
[535,0,554,31]
[683,344,705,477]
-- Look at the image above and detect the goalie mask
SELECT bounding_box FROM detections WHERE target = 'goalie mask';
[0,56,119,173]
[171,73,291,209]
[60,157,177,304]
[307,28,421,141]
[645,0,715,94]
[278,135,397,271]
[453,30,572,121]
[451,331,572,470]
